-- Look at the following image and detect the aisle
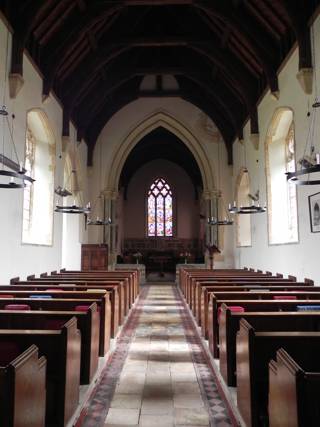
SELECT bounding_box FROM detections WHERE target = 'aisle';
[79,284,232,427]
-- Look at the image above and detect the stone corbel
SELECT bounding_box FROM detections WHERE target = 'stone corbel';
[61,135,70,153]
[9,73,24,98]
[296,68,313,94]
[270,90,280,101]
[250,133,260,150]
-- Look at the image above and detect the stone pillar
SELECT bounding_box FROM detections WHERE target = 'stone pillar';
[202,190,218,267]
[103,189,118,270]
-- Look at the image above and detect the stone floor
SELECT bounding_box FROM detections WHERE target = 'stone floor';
[78,284,232,427]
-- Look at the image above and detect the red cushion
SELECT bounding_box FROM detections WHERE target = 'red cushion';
[0,295,14,298]
[4,304,31,311]
[75,305,90,312]
[273,296,297,300]
[0,342,20,365]
[75,304,100,312]
[218,305,245,321]
[45,319,66,330]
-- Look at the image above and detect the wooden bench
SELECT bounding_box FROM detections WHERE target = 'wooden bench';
[208,298,320,358]
[0,296,110,356]
[55,270,139,306]
[198,283,314,334]
[218,305,320,386]
[188,276,299,312]
[0,305,99,384]
[236,319,320,427]
[9,282,115,343]
[0,318,81,427]
[269,348,320,427]
[20,278,124,329]
[46,274,130,315]
[0,344,46,427]
[59,268,140,302]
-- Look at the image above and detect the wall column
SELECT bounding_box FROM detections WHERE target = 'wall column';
[103,189,118,270]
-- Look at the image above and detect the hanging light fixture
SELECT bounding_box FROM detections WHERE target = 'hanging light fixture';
[86,139,112,226]
[208,138,233,226]
[0,107,34,188]
[286,21,320,185]
[86,195,112,225]
[228,139,267,215]
[0,29,34,189]
[55,139,90,214]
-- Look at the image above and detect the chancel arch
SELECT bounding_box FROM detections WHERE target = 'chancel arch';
[22,109,55,246]
[265,108,298,245]
[104,110,215,196]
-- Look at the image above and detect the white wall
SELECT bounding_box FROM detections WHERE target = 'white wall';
[0,18,87,282]
[232,15,320,283]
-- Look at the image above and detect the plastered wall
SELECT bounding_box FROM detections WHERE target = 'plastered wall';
[232,15,320,283]
[0,18,88,282]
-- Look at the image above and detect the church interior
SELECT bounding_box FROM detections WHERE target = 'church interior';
[1,1,320,426]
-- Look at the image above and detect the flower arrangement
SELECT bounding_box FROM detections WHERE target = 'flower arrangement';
[132,251,142,264]
[179,251,192,264]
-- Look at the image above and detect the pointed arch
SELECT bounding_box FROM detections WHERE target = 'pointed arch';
[22,109,56,245]
[265,107,298,244]
[104,110,215,195]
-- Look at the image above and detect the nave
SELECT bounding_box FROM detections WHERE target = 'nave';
[79,283,232,427]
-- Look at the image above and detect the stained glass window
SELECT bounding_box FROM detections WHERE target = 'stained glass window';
[147,178,173,237]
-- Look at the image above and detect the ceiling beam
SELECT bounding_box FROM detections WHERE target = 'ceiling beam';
[42,4,123,96]
[194,1,279,94]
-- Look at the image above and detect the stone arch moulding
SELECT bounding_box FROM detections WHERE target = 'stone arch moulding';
[104,110,215,196]
[26,108,56,148]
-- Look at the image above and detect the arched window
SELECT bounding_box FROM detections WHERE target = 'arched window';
[266,109,298,244]
[236,168,252,247]
[22,111,55,245]
[147,178,173,237]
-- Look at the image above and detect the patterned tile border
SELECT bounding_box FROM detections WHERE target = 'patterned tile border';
[173,285,237,427]
[75,285,149,427]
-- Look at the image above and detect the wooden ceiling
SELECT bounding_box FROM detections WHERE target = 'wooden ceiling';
[1,0,319,164]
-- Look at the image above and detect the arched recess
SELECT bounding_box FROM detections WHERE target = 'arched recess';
[103,110,215,195]
[22,109,55,245]
[265,107,298,244]
[235,167,252,247]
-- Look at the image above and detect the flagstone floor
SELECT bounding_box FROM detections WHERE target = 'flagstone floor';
[79,284,232,427]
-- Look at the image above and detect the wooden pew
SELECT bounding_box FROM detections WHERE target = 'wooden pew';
[269,348,320,427]
[0,296,110,356]
[9,282,116,343]
[236,319,320,427]
[189,275,299,312]
[218,305,320,386]
[17,278,124,329]
[59,268,140,301]
[0,305,99,384]
[0,318,81,427]
[49,274,131,314]
[198,283,313,334]
[208,297,320,358]
[55,269,139,306]
[0,344,46,427]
